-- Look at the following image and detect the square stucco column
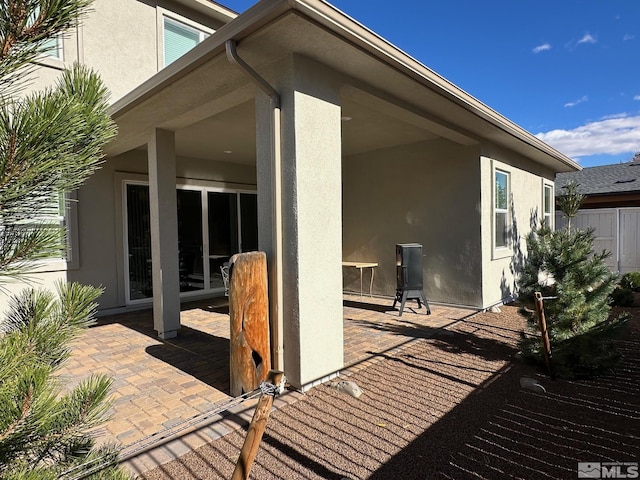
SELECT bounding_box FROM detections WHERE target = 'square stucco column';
[148,128,180,339]
[256,55,344,389]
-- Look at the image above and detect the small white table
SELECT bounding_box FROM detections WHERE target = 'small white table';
[342,261,378,298]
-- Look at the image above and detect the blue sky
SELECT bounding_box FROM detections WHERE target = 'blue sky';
[220,0,640,168]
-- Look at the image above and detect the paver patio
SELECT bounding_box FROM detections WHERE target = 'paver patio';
[58,293,477,472]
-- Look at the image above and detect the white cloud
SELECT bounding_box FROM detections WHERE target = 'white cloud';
[536,114,640,158]
[564,95,588,107]
[603,112,630,119]
[624,34,636,41]
[532,43,551,53]
[634,95,640,101]
[577,33,597,45]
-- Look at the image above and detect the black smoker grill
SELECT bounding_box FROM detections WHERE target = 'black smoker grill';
[393,243,431,316]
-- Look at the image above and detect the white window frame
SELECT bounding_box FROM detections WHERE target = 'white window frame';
[30,6,65,69]
[157,8,213,69]
[8,190,77,270]
[122,178,256,306]
[43,35,63,61]
[542,181,554,229]
[493,166,510,256]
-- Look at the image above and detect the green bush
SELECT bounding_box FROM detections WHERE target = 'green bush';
[610,287,635,307]
[620,272,640,292]
[518,182,626,379]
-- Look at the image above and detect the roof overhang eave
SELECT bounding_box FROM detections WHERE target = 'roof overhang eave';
[109,0,581,173]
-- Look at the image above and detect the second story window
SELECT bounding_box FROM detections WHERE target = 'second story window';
[163,16,209,67]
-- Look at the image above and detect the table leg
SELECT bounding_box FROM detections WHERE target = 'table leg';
[359,267,363,299]
[369,266,375,297]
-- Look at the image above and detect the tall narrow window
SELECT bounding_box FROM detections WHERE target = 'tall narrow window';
[163,16,208,67]
[543,183,553,227]
[494,170,509,249]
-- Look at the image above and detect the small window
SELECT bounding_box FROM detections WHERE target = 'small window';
[29,7,63,61]
[163,16,209,66]
[494,170,509,249]
[42,35,63,60]
[543,183,553,227]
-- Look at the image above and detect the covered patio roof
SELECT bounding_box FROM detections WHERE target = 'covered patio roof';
[102,0,581,390]
[105,0,580,173]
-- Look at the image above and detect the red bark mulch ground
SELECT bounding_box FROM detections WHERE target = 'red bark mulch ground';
[143,305,640,480]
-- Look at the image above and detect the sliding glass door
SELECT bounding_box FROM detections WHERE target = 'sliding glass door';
[208,192,237,290]
[124,183,258,304]
[126,184,152,301]
[207,192,258,289]
[177,189,204,292]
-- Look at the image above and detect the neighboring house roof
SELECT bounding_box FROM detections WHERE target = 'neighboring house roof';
[555,155,640,208]
[106,0,580,173]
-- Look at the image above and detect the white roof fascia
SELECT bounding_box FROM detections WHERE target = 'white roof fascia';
[172,0,238,23]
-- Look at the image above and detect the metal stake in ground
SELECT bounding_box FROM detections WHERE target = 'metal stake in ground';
[232,370,285,480]
[534,292,554,379]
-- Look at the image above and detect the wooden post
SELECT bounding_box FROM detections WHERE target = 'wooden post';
[534,292,554,378]
[232,370,285,480]
[229,251,271,396]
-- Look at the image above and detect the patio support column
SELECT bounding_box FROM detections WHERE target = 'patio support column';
[147,128,180,339]
[256,55,344,389]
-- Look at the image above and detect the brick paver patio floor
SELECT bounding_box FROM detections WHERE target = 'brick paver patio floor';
[58,294,477,472]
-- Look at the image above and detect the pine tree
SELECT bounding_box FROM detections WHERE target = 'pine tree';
[0,1,130,478]
[518,181,626,378]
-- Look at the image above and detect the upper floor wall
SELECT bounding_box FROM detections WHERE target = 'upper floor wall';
[26,0,236,102]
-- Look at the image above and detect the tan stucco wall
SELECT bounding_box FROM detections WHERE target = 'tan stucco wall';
[0,267,69,316]
[81,0,158,102]
[20,0,228,102]
[479,143,556,308]
[342,139,484,307]
[66,150,256,312]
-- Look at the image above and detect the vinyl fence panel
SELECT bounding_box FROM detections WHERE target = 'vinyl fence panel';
[555,207,640,273]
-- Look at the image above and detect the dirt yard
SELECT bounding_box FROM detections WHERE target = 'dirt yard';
[142,305,639,480]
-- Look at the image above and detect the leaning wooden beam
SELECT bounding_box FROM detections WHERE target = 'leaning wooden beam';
[534,292,554,378]
[232,370,285,480]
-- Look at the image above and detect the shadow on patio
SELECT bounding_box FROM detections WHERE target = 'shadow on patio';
[60,293,477,471]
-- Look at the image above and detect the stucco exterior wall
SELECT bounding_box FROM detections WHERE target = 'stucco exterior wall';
[342,138,483,307]
[81,0,158,102]
[66,150,256,312]
[20,0,227,102]
[0,268,69,316]
[479,143,556,308]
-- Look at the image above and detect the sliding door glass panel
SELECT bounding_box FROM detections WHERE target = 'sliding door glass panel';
[240,193,258,252]
[208,192,238,288]
[177,189,204,292]
[127,184,152,301]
